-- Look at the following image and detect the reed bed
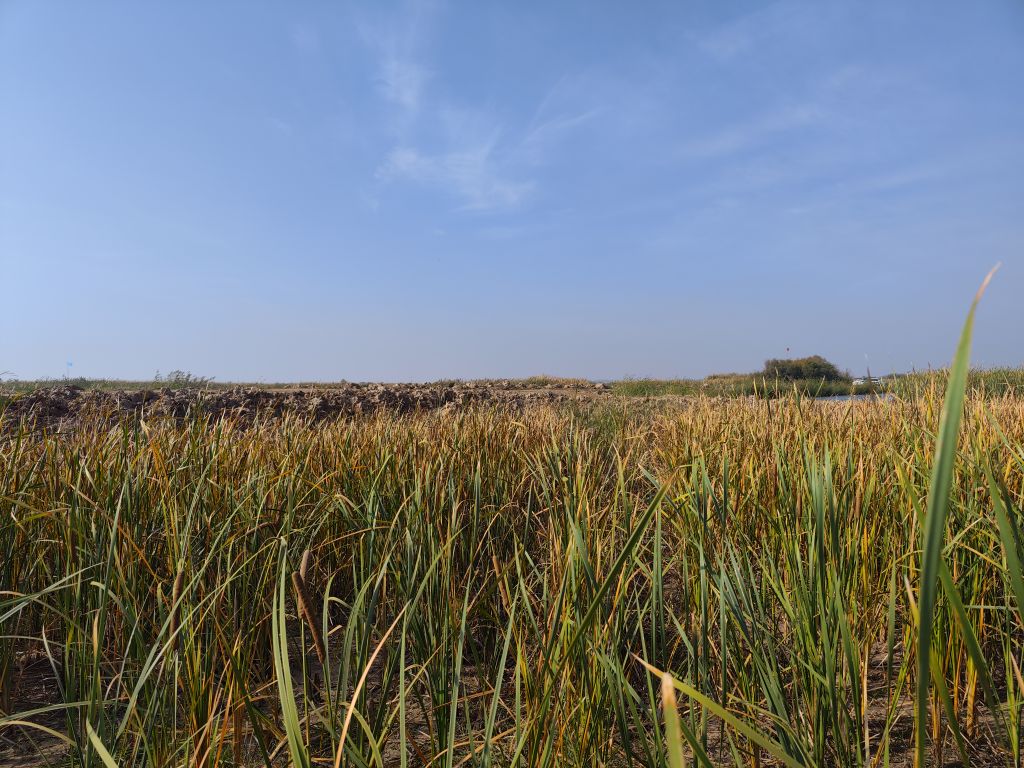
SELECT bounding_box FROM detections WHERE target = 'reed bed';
[1,385,1023,766]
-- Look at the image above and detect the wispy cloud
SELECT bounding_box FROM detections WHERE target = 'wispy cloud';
[361,6,601,212]
[519,109,601,166]
[373,90,597,211]
[677,104,824,161]
[377,142,533,211]
[361,4,531,211]
[357,1,434,114]
[695,1,817,62]
[516,76,604,165]
[378,56,428,112]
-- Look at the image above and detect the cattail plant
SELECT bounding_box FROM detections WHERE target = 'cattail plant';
[291,558,326,667]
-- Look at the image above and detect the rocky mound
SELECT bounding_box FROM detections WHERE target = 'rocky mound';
[1,382,609,430]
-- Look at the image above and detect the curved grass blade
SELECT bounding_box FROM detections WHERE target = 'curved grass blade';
[662,671,713,768]
[916,265,998,762]
[273,546,312,768]
[987,466,1024,623]
[638,658,804,768]
[86,721,121,768]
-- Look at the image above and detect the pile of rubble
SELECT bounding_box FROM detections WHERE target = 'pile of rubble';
[2,382,610,430]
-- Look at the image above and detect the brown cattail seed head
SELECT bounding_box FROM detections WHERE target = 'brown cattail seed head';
[292,571,326,666]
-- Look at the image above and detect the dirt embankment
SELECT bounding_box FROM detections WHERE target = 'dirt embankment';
[1,381,611,429]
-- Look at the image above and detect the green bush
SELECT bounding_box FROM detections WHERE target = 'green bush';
[762,355,848,382]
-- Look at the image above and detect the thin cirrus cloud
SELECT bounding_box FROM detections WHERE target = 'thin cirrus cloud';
[378,55,428,112]
[361,2,597,212]
[356,2,432,115]
[517,94,604,167]
[676,104,825,162]
[369,95,595,212]
[376,143,533,212]
[359,2,529,210]
[695,0,823,62]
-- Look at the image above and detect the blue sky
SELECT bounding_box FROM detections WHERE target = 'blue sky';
[2,1,1022,381]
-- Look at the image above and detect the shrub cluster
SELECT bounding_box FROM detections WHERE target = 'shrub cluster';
[762,354,848,382]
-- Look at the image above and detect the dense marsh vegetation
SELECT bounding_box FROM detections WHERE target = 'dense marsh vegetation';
[2,300,1023,767]
[1,385,1023,766]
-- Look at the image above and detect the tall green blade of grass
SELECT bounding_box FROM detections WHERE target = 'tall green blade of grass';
[273,545,312,768]
[915,266,997,765]
[444,581,471,768]
[481,599,517,768]
[988,466,1024,623]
